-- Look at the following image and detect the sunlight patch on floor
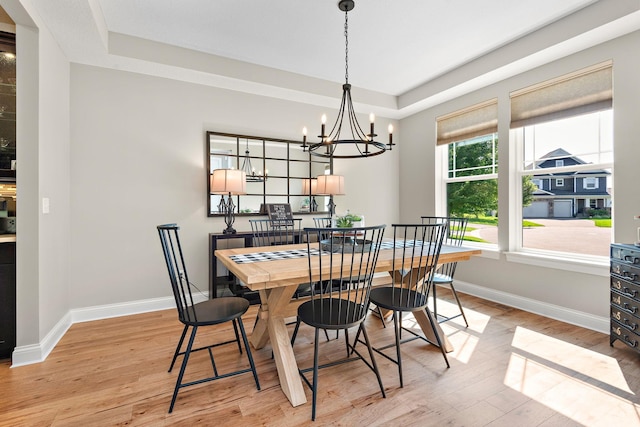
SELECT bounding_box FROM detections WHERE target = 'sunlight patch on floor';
[511,326,633,394]
[504,327,640,426]
[428,298,491,333]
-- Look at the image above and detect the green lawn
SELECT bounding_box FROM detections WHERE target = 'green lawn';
[463,215,542,227]
[592,218,611,227]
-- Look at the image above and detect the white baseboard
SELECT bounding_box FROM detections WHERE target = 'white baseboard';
[11,295,184,367]
[453,280,609,334]
[11,282,608,367]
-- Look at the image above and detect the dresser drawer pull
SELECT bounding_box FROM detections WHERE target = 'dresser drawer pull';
[623,303,638,314]
[622,287,639,298]
[622,271,639,281]
[623,318,639,331]
[624,255,640,264]
[622,334,639,348]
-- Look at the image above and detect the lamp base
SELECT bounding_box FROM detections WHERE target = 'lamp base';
[223,227,237,235]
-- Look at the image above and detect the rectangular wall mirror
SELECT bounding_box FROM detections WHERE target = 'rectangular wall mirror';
[207,131,331,216]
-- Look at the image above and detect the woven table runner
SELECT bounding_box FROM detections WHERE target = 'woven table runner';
[228,240,424,264]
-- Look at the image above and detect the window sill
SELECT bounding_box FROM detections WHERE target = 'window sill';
[504,250,609,277]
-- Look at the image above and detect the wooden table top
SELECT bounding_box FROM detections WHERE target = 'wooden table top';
[215,242,481,291]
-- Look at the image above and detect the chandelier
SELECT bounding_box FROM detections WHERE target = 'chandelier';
[240,139,267,182]
[302,0,394,159]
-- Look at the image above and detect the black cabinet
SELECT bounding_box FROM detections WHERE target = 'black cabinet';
[610,243,640,353]
[208,232,258,303]
[0,242,16,359]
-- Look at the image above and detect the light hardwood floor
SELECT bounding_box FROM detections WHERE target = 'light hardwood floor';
[2,291,639,427]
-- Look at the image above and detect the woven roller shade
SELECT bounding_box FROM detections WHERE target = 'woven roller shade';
[510,61,612,129]
[436,99,498,146]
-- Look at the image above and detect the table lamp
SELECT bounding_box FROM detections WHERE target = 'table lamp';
[210,168,247,234]
[316,174,345,218]
[302,178,319,212]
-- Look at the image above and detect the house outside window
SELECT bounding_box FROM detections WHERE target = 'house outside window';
[511,62,613,257]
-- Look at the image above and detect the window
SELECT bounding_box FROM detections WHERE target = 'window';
[438,99,498,248]
[532,179,542,189]
[584,177,598,189]
[512,62,613,257]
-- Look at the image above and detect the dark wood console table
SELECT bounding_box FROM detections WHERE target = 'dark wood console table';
[209,231,254,300]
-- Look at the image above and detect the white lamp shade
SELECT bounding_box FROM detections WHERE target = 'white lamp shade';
[316,174,345,195]
[210,169,247,195]
[301,178,318,195]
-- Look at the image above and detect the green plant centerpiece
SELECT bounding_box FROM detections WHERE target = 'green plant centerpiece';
[335,213,362,228]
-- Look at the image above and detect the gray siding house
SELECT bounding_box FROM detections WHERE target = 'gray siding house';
[523,148,611,218]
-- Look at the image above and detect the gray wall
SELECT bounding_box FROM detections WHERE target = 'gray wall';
[68,65,399,310]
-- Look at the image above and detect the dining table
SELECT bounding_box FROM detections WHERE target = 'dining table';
[215,240,481,407]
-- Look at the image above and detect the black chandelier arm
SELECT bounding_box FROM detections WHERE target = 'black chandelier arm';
[307,139,387,159]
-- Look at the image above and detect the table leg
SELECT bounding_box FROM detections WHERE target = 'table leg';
[413,307,454,353]
[250,285,307,407]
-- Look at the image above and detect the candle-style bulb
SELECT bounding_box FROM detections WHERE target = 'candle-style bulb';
[321,114,327,124]
[369,113,375,123]
[388,124,393,133]
[303,126,307,136]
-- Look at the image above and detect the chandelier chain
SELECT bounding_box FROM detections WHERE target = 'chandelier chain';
[344,9,349,84]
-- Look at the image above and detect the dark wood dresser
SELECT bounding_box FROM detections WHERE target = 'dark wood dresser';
[610,243,640,352]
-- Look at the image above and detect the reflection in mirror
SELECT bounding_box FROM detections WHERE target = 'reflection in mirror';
[207,131,331,216]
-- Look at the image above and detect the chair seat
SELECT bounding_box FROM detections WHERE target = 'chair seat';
[297,298,366,330]
[369,287,429,312]
[183,296,250,326]
[433,273,453,284]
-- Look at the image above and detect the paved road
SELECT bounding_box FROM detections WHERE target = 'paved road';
[466,219,611,256]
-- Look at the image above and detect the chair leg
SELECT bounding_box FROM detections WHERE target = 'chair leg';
[344,328,350,357]
[358,323,386,398]
[377,306,387,328]
[393,311,404,388]
[311,327,320,421]
[449,283,469,327]
[237,317,261,390]
[169,325,198,413]
[232,319,243,354]
[291,317,301,346]
[169,325,189,372]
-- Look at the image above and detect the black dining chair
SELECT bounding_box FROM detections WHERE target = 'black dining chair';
[365,223,449,388]
[291,224,387,421]
[157,224,260,413]
[249,218,303,247]
[421,216,470,327]
[313,217,332,229]
[249,218,310,300]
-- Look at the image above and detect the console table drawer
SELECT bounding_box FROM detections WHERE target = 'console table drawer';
[611,260,640,285]
[611,319,640,350]
[611,245,640,264]
[611,291,640,315]
[610,276,640,300]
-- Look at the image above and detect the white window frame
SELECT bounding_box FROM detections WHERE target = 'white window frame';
[584,177,598,189]
[555,178,564,187]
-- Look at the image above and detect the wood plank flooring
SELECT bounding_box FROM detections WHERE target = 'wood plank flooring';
[1,291,639,426]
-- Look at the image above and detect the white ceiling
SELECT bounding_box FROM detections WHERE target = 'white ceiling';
[14,0,640,117]
[93,0,595,95]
